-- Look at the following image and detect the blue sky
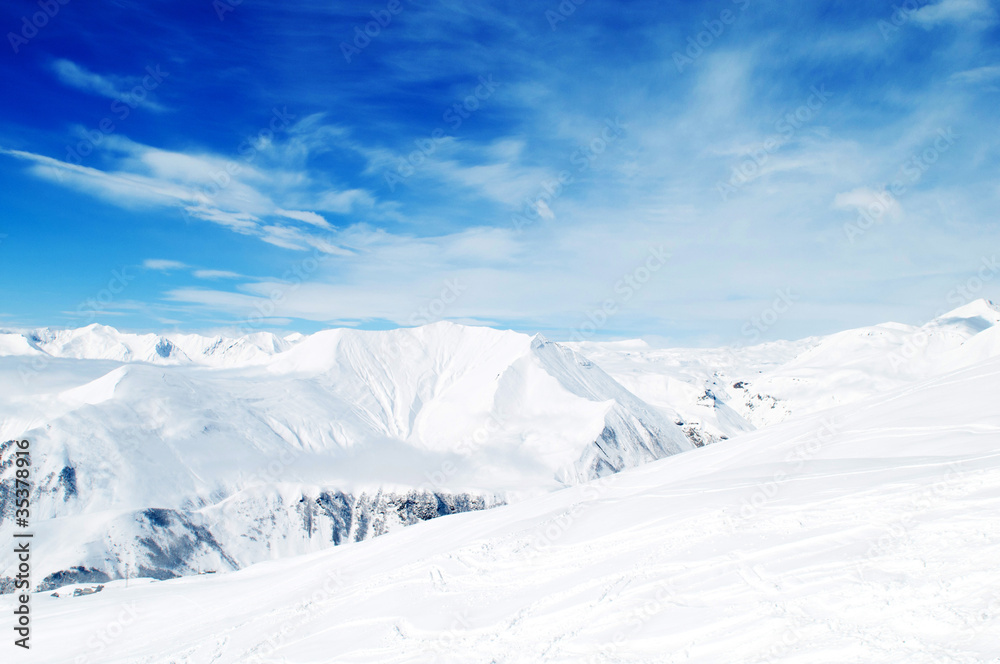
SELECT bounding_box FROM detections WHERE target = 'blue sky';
[1,0,999,344]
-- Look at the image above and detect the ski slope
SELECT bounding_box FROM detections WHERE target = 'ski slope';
[9,354,1000,663]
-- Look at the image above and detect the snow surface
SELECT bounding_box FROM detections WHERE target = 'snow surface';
[1,300,999,662]
[6,345,999,663]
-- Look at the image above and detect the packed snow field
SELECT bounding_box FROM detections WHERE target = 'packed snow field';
[2,300,999,661]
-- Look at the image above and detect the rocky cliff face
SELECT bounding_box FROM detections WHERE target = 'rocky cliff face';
[1,485,499,593]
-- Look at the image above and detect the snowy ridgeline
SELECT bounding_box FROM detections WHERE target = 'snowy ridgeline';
[1,299,999,593]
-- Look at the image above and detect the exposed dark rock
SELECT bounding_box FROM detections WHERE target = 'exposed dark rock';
[36,566,111,592]
[59,465,77,499]
[155,339,174,357]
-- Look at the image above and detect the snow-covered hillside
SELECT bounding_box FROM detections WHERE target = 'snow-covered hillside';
[0,323,692,590]
[9,343,1000,663]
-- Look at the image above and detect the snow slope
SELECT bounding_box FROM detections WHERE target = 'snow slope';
[9,351,1000,663]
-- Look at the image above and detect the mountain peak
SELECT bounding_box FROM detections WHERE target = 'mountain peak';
[936,298,1000,323]
[530,333,551,348]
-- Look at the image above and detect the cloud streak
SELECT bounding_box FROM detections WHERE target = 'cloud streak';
[143,259,189,271]
[50,59,170,112]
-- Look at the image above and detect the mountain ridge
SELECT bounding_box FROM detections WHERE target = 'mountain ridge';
[3,300,999,592]
[0,322,694,591]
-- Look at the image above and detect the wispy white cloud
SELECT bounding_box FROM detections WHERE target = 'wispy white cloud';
[949,64,1000,84]
[834,186,904,220]
[52,59,122,98]
[0,147,204,207]
[50,59,168,112]
[913,0,997,26]
[275,209,331,228]
[313,189,377,214]
[259,225,313,251]
[143,259,189,271]
[193,269,245,280]
[1,123,376,252]
[184,207,260,234]
[534,199,555,220]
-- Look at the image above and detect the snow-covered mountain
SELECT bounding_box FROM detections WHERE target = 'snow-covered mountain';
[10,332,1000,663]
[0,324,293,367]
[0,322,693,590]
[2,300,998,595]
[570,298,1000,429]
